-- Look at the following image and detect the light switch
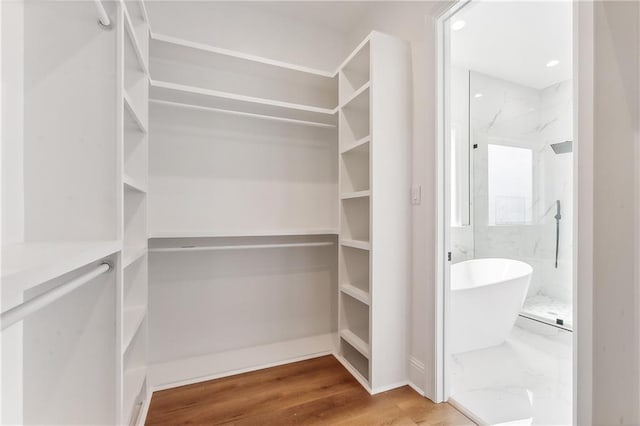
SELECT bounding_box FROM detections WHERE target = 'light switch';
[411,185,422,205]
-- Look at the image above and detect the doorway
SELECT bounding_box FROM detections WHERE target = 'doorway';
[437,1,575,424]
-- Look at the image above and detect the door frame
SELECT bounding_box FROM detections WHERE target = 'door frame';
[432,2,594,424]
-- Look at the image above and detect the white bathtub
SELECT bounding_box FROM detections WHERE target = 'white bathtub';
[450,258,533,354]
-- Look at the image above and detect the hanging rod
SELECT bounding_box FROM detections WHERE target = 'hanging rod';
[94,0,112,29]
[149,241,335,253]
[1,263,111,331]
[150,99,337,129]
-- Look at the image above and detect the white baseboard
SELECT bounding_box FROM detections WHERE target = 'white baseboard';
[149,333,336,391]
[135,391,152,426]
[448,396,487,426]
[371,380,409,394]
[408,356,426,395]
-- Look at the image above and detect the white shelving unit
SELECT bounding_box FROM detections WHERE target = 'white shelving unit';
[146,30,340,391]
[1,1,121,424]
[337,32,411,393]
[148,31,339,241]
[2,7,413,420]
[118,0,150,424]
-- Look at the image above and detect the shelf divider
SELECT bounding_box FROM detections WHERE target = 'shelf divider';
[340,239,370,251]
[340,329,370,358]
[340,284,370,306]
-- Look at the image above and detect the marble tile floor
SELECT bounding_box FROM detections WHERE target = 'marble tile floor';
[522,294,572,329]
[451,323,572,425]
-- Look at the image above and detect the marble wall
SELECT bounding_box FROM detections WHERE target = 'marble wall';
[450,70,573,304]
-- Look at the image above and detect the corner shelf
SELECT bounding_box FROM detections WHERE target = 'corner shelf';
[122,306,147,353]
[339,329,370,358]
[340,239,370,251]
[341,190,370,200]
[340,284,370,306]
[124,92,148,134]
[341,136,370,155]
[123,174,148,194]
[123,5,149,74]
[123,245,147,269]
[340,82,370,109]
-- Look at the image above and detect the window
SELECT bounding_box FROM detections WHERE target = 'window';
[488,144,533,225]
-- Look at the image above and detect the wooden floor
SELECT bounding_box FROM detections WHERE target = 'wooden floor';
[145,355,474,425]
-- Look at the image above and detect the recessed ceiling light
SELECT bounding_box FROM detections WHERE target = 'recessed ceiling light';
[546,59,560,68]
[451,20,466,31]
[474,93,483,98]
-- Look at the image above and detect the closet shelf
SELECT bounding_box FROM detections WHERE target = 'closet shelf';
[150,99,337,129]
[340,239,370,251]
[149,229,339,239]
[340,82,370,109]
[123,246,147,269]
[341,136,371,155]
[124,92,148,134]
[341,190,370,200]
[150,241,334,253]
[123,174,148,193]
[150,79,338,125]
[340,284,370,305]
[340,329,370,358]
[2,241,121,309]
[122,306,146,353]
[123,5,149,75]
[151,32,335,78]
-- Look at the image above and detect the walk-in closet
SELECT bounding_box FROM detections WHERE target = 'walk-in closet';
[1,1,426,424]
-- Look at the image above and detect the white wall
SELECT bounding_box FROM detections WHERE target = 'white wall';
[1,0,24,245]
[146,2,352,72]
[590,1,639,423]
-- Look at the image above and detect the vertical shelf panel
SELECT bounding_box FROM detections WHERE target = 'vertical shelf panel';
[119,1,150,424]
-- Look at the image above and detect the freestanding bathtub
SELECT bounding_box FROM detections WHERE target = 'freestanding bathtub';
[450,258,533,354]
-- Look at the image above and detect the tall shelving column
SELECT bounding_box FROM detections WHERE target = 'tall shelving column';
[118,0,150,424]
[337,31,411,394]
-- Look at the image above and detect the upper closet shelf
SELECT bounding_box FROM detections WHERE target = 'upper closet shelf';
[123,4,149,75]
[150,80,338,126]
[340,82,370,109]
[149,229,339,239]
[150,99,336,129]
[1,241,121,310]
[151,32,334,78]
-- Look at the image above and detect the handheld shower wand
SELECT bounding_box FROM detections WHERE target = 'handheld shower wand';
[554,200,561,268]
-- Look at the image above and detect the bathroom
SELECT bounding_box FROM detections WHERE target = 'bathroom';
[444,1,574,424]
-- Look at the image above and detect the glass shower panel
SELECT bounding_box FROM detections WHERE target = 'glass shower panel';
[470,71,574,328]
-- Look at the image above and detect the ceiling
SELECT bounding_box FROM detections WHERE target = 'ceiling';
[450,1,572,90]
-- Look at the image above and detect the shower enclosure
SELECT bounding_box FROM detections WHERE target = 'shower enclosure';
[449,68,574,329]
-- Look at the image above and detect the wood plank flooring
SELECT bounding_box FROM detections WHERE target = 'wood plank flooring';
[145,355,474,425]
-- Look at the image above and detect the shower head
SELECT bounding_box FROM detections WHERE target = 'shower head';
[550,140,573,154]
